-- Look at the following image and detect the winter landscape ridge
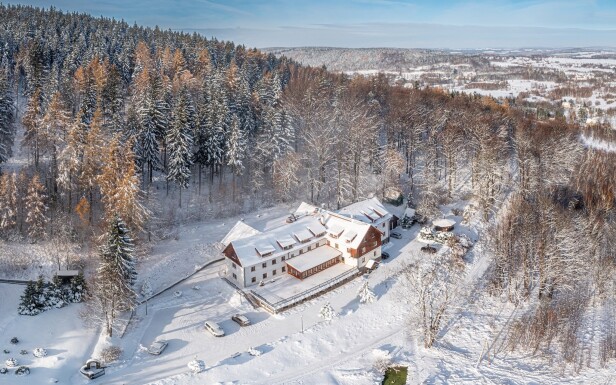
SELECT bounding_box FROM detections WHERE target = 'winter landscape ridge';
[0,2,615,385]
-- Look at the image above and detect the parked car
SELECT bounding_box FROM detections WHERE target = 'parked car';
[147,340,168,355]
[390,232,402,239]
[381,251,390,260]
[79,359,105,379]
[421,245,437,254]
[231,314,251,327]
[204,321,225,337]
[286,214,297,223]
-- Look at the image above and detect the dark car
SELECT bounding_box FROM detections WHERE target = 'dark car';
[231,314,251,327]
[421,245,437,254]
[390,232,402,239]
[381,251,390,260]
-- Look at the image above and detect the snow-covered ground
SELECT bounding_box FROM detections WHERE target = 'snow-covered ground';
[2,201,616,384]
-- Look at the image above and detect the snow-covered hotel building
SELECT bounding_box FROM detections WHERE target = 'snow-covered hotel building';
[222,199,395,289]
[336,197,398,244]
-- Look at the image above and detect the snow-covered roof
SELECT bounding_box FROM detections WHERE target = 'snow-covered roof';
[228,216,328,267]
[337,197,393,225]
[433,219,456,228]
[221,221,262,247]
[323,213,373,249]
[286,246,341,272]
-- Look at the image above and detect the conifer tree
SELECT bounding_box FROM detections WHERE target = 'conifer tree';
[166,86,194,207]
[25,174,48,240]
[22,88,43,168]
[0,172,17,232]
[93,215,137,336]
[0,69,14,166]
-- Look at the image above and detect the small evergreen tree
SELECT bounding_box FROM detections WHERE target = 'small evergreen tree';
[358,281,376,304]
[17,281,40,316]
[318,302,337,321]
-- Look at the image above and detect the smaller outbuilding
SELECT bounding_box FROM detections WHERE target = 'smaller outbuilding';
[433,219,455,232]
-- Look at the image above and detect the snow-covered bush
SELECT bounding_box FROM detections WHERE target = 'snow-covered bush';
[19,350,27,355]
[14,365,29,376]
[434,231,453,244]
[18,274,87,316]
[32,348,47,358]
[10,337,18,344]
[187,358,205,373]
[192,285,200,290]
[0,367,6,374]
[173,290,182,298]
[5,358,17,367]
[372,349,392,374]
[3,350,9,354]
[247,347,262,356]
[318,302,337,321]
[358,281,376,304]
[100,346,122,364]
[419,226,434,241]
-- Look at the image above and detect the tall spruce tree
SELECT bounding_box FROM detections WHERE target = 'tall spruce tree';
[166,86,194,207]
[0,69,14,166]
[94,215,137,336]
[25,174,48,240]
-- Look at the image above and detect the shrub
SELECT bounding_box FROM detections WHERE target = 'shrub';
[100,346,122,364]
[32,348,47,358]
[14,366,29,376]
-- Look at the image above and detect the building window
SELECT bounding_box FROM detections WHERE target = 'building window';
[232,273,237,279]
[282,266,286,273]
[232,263,236,269]
[335,243,339,249]
[252,277,256,283]
[300,249,304,255]
[263,273,267,279]
[273,269,277,276]
[262,263,267,268]
[374,251,377,256]
[282,256,286,261]
[272,259,277,265]
[382,223,385,227]
[251,266,256,272]
[362,257,365,263]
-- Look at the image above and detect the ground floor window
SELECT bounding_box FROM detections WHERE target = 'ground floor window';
[232,273,237,279]
[251,277,256,283]
[263,273,267,279]
[282,266,286,272]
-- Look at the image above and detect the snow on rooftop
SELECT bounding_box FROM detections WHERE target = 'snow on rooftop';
[343,229,357,243]
[286,246,341,272]
[324,214,373,249]
[221,221,262,247]
[338,197,392,224]
[277,236,296,249]
[229,216,327,267]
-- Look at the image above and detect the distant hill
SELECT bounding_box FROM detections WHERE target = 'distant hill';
[262,47,488,72]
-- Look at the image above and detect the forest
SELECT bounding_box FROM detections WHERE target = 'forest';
[0,4,614,368]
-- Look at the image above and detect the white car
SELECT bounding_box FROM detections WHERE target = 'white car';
[204,321,225,337]
[147,340,168,355]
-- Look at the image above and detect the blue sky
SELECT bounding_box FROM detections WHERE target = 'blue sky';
[8,0,616,48]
